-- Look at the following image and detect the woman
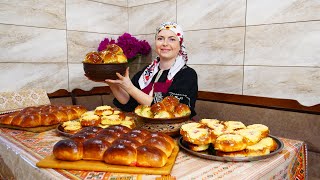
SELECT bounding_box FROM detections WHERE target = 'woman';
[105,22,198,118]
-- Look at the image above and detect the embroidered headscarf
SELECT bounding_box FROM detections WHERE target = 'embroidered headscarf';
[138,22,188,89]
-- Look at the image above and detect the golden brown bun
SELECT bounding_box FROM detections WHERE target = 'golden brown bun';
[245,142,270,156]
[150,102,167,115]
[235,128,263,146]
[214,134,247,152]
[146,132,176,150]
[103,144,137,166]
[246,124,270,138]
[143,137,173,157]
[53,139,83,161]
[94,105,113,116]
[174,103,191,117]
[162,96,179,112]
[83,51,104,64]
[182,127,211,145]
[80,114,101,126]
[136,145,168,167]
[82,138,111,161]
[223,121,246,131]
[61,120,82,134]
[186,142,209,152]
[258,137,278,151]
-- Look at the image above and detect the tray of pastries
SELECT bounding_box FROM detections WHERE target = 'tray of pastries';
[56,105,136,137]
[37,125,179,175]
[178,119,284,162]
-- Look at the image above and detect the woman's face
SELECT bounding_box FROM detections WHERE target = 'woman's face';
[155,29,180,61]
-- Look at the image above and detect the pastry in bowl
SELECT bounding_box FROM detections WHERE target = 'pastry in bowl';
[83,44,128,81]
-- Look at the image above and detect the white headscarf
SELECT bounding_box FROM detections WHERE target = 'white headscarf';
[138,22,188,89]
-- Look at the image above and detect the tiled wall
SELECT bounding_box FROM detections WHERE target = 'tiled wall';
[0,0,319,106]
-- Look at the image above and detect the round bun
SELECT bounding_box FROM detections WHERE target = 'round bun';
[80,114,101,126]
[174,103,191,117]
[53,139,83,161]
[84,51,103,64]
[143,137,173,157]
[246,124,270,138]
[136,145,167,167]
[162,96,179,112]
[186,142,209,152]
[235,128,263,146]
[82,138,110,161]
[214,134,247,152]
[103,144,137,166]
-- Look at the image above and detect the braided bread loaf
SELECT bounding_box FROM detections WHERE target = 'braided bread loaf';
[53,125,176,167]
[0,105,87,127]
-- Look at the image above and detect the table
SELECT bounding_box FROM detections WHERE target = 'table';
[0,127,307,180]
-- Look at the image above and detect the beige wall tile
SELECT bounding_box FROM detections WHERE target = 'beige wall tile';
[243,66,320,106]
[67,31,119,63]
[185,27,245,65]
[191,65,243,94]
[68,63,105,91]
[247,0,320,25]
[129,0,176,35]
[128,0,166,7]
[245,21,320,66]
[94,0,127,7]
[177,0,246,30]
[0,24,67,63]
[0,63,68,93]
[0,0,65,29]
[66,0,128,33]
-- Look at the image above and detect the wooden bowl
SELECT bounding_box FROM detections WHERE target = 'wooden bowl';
[83,62,128,82]
[135,113,191,137]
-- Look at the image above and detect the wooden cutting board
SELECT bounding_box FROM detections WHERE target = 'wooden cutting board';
[36,144,179,175]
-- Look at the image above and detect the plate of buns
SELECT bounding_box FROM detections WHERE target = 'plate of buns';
[178,119,284,162]
[57,105,136,137]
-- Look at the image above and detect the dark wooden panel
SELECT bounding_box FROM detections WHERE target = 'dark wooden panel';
[47,88,320,114]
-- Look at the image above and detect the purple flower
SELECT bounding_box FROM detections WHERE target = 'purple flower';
[98,38,115,51]
[97,32,151,61]
[139,40,151,55]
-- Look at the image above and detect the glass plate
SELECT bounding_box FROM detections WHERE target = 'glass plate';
[178,135,284,162]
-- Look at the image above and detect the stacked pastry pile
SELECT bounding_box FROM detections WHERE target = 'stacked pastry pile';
[0,105,87,127]
[83,44,127,64]
[61,105,135,134]
[180,119,278,157]
[134,96,191,118]
[53,125,176,167]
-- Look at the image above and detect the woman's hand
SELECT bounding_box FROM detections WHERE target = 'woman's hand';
[105,67,133,92]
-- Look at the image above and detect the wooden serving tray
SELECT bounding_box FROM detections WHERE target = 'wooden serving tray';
[36,143,179,175]
[0,124,59,133]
